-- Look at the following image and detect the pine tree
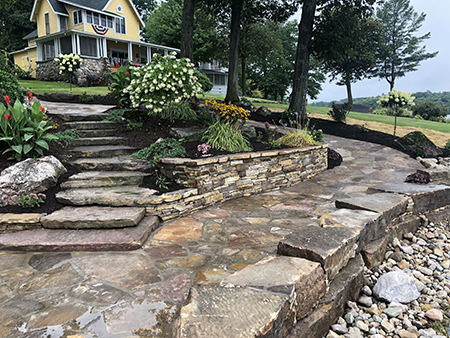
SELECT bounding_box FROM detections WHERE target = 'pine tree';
[375,0,438,91]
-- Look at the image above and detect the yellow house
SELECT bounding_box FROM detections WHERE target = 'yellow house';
[12,0,178,78]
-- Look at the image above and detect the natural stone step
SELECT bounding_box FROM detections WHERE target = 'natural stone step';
[290,255,365,338]
[64,121,117,130]
[0,215,159,251]
[48,112,108,122]
[70,137,126,147]
[60,171,149,189]
[174,284,295,338]
[71,145,138,158]
[56,186,159,206]
[41,206,146,229]
[71,156,152,172]
[368,182,450,214]
[77,129,117,138]
[221,256,327,320]
[335,193,409,224]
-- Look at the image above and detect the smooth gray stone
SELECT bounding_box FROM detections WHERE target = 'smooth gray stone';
[372,271,419,303]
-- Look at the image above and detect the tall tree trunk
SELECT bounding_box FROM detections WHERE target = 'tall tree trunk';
[225,0,244,103]
[288,0,317,125]
[241,54,246,97]
[345,75,353,111]
[180,0,195,61]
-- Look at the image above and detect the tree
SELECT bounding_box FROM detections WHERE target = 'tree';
[0,0,35,55]
[289,0,376,123]
[143,0,219,63]
[375,0,438,91]
[180,0,195,60]
[313,4,384,110]
[132,0,156,21]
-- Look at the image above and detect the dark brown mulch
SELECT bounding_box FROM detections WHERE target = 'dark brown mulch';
[35,93,119,105]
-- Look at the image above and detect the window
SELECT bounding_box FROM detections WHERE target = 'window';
[45,13,50,35]
[73,10,82,25]
[101,15,106,27]
[59,16,67,31]
[86,11,92,23]
[93,12,99,25]
[80,36,97,57]
[60,36,72,54]
[87,11,113,28]
[107,17,113,28]
[115,17,125,34]
[43,40,55,60]
[214,74,225,86]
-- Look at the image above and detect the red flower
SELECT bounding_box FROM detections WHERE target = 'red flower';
[126,72,129,76]
[4,96,11,105]
[39,106,46,113]
[4,113,10,121]
[115,62,120,68]
[26,92,33,100]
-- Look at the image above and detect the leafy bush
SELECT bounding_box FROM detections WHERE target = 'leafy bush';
[54,53,83,94]
[0,99,58,161]
[79,92,93,103]
[132,138,186,166]
[277,129,317,147]
[233,97,255,114]
[308,125,323,143]
[0,70,24,104]
[202,121,252,153]
[328,103,349,123]
[104,109,125,123]
[194,70,213,93]
[109,65,133,107]
[161,101,197,120]
[412,101,449,120]
[444,140,450,152]
[125,52,201,112]
[281,109,299,127]
[54,129,82,147]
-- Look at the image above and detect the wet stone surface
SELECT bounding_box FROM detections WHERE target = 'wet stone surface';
[0,131,427,337]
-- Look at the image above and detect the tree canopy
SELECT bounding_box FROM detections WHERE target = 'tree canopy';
[375,0,438,91]
[313,4,384,110]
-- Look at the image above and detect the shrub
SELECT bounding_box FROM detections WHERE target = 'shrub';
[132,138,186,166]
[161,101,197,120]
[194,70,213,93]
[54,53,83,94]
[109,65,133,107]
[104,109,125,123]
[444,140,450,153]
[412,101,449,120]
[0,70,24,104]
[202,121,252,153]
[233,97,255,114]
[125,52,202,113]
[0,98,58,161]
[328,103,349,123]
[277,129,317,148]
[281,109,299,127]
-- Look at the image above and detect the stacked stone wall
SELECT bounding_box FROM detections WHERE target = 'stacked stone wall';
[145,145,328,220]
[35,57,109,87]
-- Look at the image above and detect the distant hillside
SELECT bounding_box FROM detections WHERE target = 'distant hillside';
[310,91,450,111]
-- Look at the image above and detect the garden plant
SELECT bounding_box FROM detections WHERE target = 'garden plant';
[54,54,83,94]
[378,88,415,136]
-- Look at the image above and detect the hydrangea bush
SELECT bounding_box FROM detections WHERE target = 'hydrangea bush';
[54,54,83,94]
[377,88,415,136]
[124,52,202,114]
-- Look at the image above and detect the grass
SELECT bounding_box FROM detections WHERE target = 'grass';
[19,80,110,96]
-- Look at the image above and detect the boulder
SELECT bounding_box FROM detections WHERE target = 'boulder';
[255,106,271,117]
[0,156,66,207]
[396,131,443,158]
[372,271,419,303]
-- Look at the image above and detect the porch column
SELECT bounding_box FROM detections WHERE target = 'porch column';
[128,42,132,63]
[164,49,168,56]
[147,46,151,63]
[76,34,80,55]
[103,38,107,57]
[37,43,43,61]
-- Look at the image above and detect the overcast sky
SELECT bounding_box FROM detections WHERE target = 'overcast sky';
[292,0,450,102]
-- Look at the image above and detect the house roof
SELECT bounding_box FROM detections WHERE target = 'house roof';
[30,0,144,26]
[23,29,38,40]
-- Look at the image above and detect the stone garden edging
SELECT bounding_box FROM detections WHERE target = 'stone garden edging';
[147,144,328,220]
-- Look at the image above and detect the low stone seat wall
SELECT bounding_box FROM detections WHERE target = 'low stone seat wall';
[147,144,328,219]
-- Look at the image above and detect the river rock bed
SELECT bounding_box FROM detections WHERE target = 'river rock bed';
[325,220,450,338]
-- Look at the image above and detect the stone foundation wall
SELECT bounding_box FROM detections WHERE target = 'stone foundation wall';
[35,57,109,87]
[146,145,328,220]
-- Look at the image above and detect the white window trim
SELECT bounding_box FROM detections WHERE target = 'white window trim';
[115,16,126,35]
[73,9,83,26]
[44,12,50,35]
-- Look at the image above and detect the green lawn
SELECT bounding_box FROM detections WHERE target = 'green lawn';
[19,80,110,96]
[20,81,450,134]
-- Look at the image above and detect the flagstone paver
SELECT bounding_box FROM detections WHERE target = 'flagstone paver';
[0,101,429,337]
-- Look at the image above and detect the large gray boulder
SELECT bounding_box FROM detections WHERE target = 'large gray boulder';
[0,156,66,207]
[372,271,419,303]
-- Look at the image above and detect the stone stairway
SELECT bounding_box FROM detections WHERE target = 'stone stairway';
[2,109,163,251]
